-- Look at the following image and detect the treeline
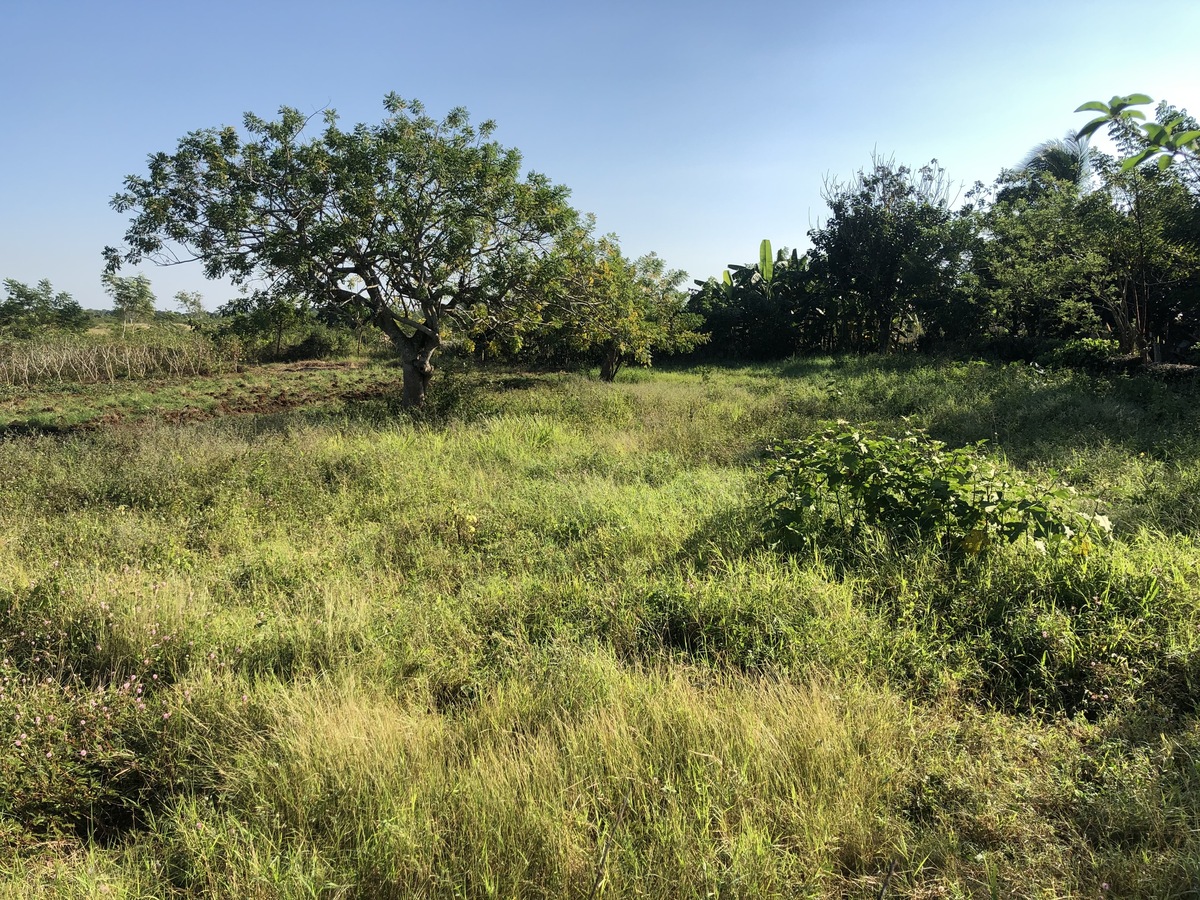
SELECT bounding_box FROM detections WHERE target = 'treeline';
[10,96,1199,388]
[689,103,1200,366]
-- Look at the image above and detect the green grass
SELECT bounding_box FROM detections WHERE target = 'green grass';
[1,356,1198,897]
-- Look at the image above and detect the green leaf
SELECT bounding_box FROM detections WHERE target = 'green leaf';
[1121,93,1153,106]
[1074,101,1111,114]
[1143,123,1166,142]
[759,239,773,283]
[1119,147,1157,171]
[1076,117,1110,140]
[1157,154,1173,170]
[1175,129,1200,147]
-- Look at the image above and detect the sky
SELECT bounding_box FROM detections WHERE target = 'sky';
[2,0,1199,311]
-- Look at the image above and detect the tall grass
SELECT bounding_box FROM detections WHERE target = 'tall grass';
[0,357,1198,897]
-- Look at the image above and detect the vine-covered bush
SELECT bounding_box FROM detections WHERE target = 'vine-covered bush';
[767,423,1109,558]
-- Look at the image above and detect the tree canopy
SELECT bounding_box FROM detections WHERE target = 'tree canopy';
[805,157,973,351]
[550,233,707,381]
[0,279,90,338]
[108,95,579,405]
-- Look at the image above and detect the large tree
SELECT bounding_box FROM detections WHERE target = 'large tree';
[107,95,577,405]
[1097,161,1200,357]
[806,156,974,352]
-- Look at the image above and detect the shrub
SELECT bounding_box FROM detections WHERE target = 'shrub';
[284,324,353,361]
[767,423,1109,559]
[889,550,1183,716]
[1037,337,1124,372]
[0,664,176,842]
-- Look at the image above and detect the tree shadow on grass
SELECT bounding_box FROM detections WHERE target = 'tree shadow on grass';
[926,369,1200,466]
[743,353,1200,467]
[673,497,771,573]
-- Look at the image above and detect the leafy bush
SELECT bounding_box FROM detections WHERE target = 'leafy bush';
[283,324,354,361]
[767,423,1108,558]
[879,549,1186,717]
[0,665,176,842]
[1037,337,1124,372]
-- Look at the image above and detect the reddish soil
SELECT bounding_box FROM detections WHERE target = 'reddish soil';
[1,361,400,435]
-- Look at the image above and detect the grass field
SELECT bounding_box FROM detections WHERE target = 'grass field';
[0,360,398,433]
[1,355,1198,898]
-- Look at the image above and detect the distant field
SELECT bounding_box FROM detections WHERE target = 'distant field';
[1,356,1198,898]
[0,360,399,432]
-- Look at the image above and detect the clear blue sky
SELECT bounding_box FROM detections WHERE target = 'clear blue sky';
[2,0,1198,310]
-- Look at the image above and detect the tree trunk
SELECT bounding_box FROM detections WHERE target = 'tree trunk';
[876,309,894,353]
[373,308,440,408]
[1106,283,1142,357]
[599,346,621,382]
[400,351,434,407]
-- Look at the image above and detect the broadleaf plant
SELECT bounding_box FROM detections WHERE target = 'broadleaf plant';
[767,423,1110,559]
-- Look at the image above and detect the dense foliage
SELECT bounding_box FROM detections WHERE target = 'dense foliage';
[806,158,977,352]
[688,100,1200,365]
[768,424,1108,559]
[481,230,708,378]
[0,279,90,337]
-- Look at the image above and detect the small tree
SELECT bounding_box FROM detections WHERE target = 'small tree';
[218,293,319,360]
[102,273,156,335]
[553,235,707,381]
[173,290,206,320]
[108,95,577,406]
[0,279,89,337]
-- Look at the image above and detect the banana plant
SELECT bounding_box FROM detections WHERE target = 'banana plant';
[759,238,774,297]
